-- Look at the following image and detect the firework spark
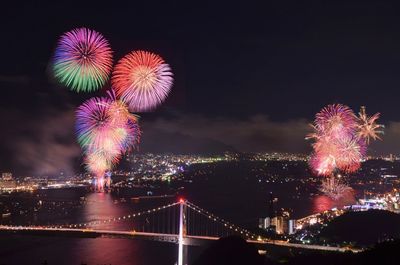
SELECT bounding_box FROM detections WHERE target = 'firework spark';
[112,50,173,112]
[319,176,353,200]
[357,106,384,144]
[53,28,113,92]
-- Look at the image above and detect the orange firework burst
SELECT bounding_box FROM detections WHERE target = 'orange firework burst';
[112,50,173,112]
[357,106,384,144]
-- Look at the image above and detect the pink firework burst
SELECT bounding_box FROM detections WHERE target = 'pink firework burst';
[75,95,141,177]
[307,104,363,176]
[307,104,383,198]
[335,136,366,173]
[310,152,337,176]
[314,104,357,139]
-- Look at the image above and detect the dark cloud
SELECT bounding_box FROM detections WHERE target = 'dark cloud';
[0,108,80,176]
[0,106,397,177]
[369,122,400,156]
[139,114,313,154]
[139,113,398,156]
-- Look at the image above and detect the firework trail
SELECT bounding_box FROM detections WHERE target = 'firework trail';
[112,50,173,112]
[53,28,113,92]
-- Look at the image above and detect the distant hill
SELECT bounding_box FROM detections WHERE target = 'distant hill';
[319,210,400,247]
[191,236,400,265]
[279,239,400,265]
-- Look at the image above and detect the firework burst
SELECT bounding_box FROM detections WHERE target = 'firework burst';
[112,50,173,112]
[53,28,113,92]
[336,136,365,173]
[308,104,361,176]
[308,104,384,199]
[75,95,141,178]
[319,176,353,200]
[75,96,114,151]
[85,152,112,177]
[357,106,384,144]
[314,104,357,139]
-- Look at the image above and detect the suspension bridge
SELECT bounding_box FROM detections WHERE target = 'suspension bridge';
[0,199,361,265]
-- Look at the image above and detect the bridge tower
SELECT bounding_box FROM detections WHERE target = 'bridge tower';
[178,198,187,265]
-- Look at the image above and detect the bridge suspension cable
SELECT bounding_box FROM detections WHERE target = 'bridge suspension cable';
[185,201,259,240]
[2,198,265,243]
[0,199,363,254]
[46,201,181,230]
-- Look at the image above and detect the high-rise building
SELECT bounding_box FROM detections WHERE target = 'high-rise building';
[273,216,288,234]
[258,217,271,229]
[259,193,294,234]
[259,216,297,235]
[288,219,297,235]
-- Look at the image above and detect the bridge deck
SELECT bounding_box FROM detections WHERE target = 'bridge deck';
[0,225,361,253]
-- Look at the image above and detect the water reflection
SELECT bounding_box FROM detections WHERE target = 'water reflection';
[69,237,143,265]
[82,192,130,230]
[0,190,198,264]
[312,192,356,213]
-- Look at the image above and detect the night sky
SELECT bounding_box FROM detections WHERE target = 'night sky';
[1,1,400,175]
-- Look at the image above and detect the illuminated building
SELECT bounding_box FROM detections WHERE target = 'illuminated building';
[260,216,293,235]
[272,216,288,235]
[288,219,297,235]
[1,172,12,181]
[258,217,271,229]
[0,179,17,190]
